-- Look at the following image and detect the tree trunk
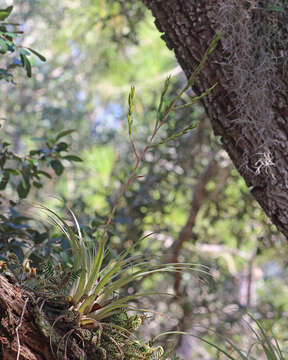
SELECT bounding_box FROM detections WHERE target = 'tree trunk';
[0,275,53,360]
[142,0,288,238]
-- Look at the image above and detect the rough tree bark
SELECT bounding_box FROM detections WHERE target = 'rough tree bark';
[142,0,288,238]
[0,275,53,360]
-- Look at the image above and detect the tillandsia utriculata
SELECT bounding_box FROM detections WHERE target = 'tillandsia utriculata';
[13,33,220,359]
[29,206,208,359]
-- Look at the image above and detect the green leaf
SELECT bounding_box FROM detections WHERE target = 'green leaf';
[55,142,69,152]
[0,30,17,38]
[0,214,8,221]
[29,150,40,156]
[0,156,6,169]
[0,171,9,190]
[151,122,199,147]
[19,48,30,56]
[17,176,30,198]
[5,168,20,175]
[24,56,32,77]
[37,170,52,179]
[20,54,32,78]
[55,129,75,141]
[0,38,8,53]
[156,76,171,126]
[50,159,64,176]
[62,155,83,162]
[0,6,13,21]
[26,47,46,62]
[32,181,43,189]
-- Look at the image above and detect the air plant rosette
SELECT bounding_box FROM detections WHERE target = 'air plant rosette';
[30,206,208,360]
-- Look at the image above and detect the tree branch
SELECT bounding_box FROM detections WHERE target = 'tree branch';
[168,158,220,295]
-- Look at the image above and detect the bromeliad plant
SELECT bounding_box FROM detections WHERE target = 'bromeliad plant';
[24,33,220,359]
[36,206,208,359]
[41,206,207,324]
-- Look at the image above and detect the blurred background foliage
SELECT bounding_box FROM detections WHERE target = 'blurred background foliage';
[1,0,288,358]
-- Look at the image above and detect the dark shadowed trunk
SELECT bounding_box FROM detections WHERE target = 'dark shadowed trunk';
[142,0,288,238]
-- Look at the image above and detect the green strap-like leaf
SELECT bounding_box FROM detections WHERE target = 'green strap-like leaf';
[50,159,64,176]
[151,122,199,148]
[26,47,46,62]
[0,6,13,21]
[56,129,75,141]
[62,155,83,162]
[20,54,32,77]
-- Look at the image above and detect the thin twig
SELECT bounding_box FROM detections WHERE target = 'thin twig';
[16,297,29,360]
[246,245,258,308]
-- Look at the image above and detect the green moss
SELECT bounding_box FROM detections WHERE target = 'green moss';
[89,312,164,359]
[34,304,165,360]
